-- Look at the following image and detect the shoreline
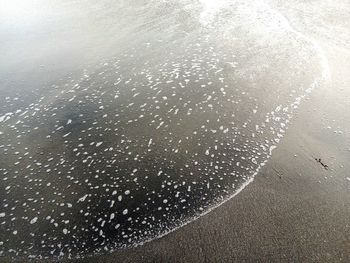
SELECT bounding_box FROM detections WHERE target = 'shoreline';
[77,35,350,263]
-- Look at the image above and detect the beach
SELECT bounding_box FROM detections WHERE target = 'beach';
[0,0,350,262]
[79,2,350,262]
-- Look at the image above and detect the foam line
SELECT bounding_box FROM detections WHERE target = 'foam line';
[123,0,331,253]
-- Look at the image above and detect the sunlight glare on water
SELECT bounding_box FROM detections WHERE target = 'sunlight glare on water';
[0,0,49,27]
[0,0,328,260]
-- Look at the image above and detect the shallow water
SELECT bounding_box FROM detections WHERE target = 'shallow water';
[0,0,326,259]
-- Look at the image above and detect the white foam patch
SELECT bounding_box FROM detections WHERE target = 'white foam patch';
[0,0,330,260]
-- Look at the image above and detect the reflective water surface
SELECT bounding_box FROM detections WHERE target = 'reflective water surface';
[0,0,327,259]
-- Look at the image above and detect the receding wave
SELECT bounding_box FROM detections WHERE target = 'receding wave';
[0,0,328,259]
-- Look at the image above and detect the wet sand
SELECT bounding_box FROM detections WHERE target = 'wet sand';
[1,0,350,262]
[76,8,350,263]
